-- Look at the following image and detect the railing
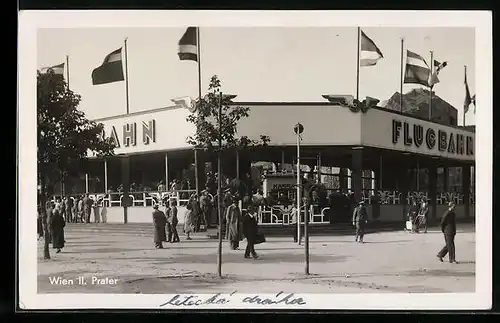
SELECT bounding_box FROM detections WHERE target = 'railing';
[257,204,330,225]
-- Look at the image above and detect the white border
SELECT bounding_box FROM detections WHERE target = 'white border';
[18,10,492,310]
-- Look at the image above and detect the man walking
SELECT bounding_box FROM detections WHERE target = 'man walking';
[352,200,368,243]
[152,204,167,249]
[437,202,457,263]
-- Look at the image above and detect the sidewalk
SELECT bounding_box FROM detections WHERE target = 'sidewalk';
[37,223,475,294]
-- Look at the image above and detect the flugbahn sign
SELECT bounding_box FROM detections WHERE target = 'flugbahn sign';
[102,120,156,148]
[392,119,474,157]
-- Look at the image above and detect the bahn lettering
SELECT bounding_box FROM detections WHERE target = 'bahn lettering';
[101,120,156,148]
[392,119,474,156]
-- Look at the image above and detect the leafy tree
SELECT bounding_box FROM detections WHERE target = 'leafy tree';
[37,70,115,259]
[185,75,270,277]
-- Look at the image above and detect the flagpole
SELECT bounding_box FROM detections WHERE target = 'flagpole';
[195,27,202,196]
[463,65,467,126]
[197,27,202,101]
[356,27,361,101]
[400,38,404,113]
[429,50,433,120]
[124,38,130,115]
[66,55,70,89]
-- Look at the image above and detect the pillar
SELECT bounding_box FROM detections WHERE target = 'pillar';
[85,173,89,193]
[351,148,363,203]
[164,152,169,189]
[462,165,471,218]
[194,149,200,195]
[398,167,410,222]
[104,158,108,193]
[236,149,240,179]
[281,150,285,172]
[317,153,322,184]
[428,166,437,222]
[443,167,449,192]
[339,168,347,192]
[121,155,131,224]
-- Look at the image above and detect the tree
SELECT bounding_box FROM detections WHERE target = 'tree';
[185,75,270,277]
[37,70,115,259]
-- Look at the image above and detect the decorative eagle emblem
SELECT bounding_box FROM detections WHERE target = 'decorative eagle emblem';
[321,95,379,114]
[171,96,197,113]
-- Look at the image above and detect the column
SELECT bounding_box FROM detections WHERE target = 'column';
[317,153,322,184]
[236,149,240,179]
[428,166,437,222]
[351,148,363,204]
[462,165,471,218]
[398,167,410,222]
[121,155,131,224]
[339,168,347,192]
[104,158,108,193]
[281,150,285,173]
[194,149,200,195]
[443,167,449,192]
[164,152,169,189]
[85,173,89,193]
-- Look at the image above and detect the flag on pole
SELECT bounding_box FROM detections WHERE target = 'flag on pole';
[428,60,448,87]
[404,50,430,87]
[39,62,65,75]
[464,67,475,114]
[91,48,125,85]
[360,30,384,66]
[178,27,198,62]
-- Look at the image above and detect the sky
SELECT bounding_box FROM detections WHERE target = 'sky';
[37,27,475,124]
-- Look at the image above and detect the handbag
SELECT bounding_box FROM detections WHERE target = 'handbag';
[255,233,266,245]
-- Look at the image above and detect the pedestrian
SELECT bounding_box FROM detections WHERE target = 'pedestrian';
[93,198,101,223]
[37,204,44,240]
[290,204,302,243]
[226,197,242,250]
[165,203,172,242]
[45,200,54,243]
[50,204,65,253]
[242,204,259,259]
[152,204,167,249]
[184,203,194,240]
[352,200,368,243]
[77,196,84,223]
[437,202,458,263]
[169,200,180,242]
[200,190,212,229]
[417,198,429,233]
[83,194,93,223]
[64,196,73,223]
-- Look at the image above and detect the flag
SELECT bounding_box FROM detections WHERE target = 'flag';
[404,50,430,87]
[91,48,124,85]
[360,30,384,66]
[39,62,64,75]
[464,68,474,114]
[428,60,448,87]
[178,27,198,62]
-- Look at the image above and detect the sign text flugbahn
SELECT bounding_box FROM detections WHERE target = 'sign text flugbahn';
[392,119,474,157]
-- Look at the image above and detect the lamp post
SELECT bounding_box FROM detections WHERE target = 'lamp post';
[294,123,304,245]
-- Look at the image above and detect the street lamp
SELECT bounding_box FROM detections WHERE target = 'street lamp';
[294,123,304,245]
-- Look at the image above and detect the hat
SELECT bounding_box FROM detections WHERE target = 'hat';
[153,204,159,209]
[359,201,365,205]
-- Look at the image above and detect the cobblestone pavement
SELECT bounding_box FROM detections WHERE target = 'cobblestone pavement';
[37,223,475,294]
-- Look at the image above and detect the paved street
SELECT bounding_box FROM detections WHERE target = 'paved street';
[37,223,475,294]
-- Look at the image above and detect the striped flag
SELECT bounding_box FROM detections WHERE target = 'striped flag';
[91,48,125,85]
[360,30,384,66]
[404,50,430,87]
[178,27,198,62]
[39,62,64,75]
[428,60,448,87]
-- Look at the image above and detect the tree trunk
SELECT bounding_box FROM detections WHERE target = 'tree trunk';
[40,172,51,260]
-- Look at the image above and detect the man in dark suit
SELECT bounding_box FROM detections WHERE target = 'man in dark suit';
[437,202,457,263]
[352,201,368,243]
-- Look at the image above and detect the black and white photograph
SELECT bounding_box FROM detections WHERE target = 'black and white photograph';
[18,10,492,310]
